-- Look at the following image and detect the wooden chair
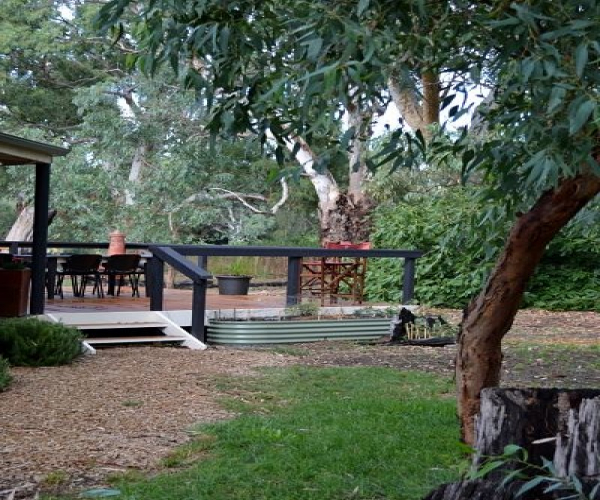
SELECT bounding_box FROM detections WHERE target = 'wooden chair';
[299,241,370,305]
[55,254,104,298]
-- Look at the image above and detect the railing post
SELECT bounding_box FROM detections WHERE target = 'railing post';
[286,256,302,306]
[148,257,164,311]
[402,257,416,304]
[30,162,51,315]
[191,279,208,342]
[9,241,18,254]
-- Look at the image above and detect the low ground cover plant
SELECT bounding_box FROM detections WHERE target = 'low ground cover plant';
[0,318,83,367]
[109,366,465,500]
[0,356,11,391]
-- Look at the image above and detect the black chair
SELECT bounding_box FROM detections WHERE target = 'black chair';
[99,254,142,297]
[55,254,104,298]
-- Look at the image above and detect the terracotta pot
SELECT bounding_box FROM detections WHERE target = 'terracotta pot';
[108,230,126,256]
[0,268,31,317]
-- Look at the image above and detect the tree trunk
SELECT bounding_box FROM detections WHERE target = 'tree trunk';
[125,141,151,206]
[457,173,600,445]
[281,132,372,244]
[319,192,372,244]
[388,70,441,141]
[5,206,57,241]
[424,388,600,500]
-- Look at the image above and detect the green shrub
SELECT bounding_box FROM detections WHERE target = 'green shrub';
[0,356,11,391]
[367,189,600,311]
[0,318,83,367]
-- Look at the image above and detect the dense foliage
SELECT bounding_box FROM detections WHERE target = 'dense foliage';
[0,318,83,367]
[367,192,600,311]
[0,356,11,391]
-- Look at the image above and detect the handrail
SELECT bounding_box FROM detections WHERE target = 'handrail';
[148,246,212,341]
[170,245,422,259]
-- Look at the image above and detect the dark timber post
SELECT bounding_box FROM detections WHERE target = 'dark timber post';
[402,257,416,304]
[30,162,51,315]
[286,256,302,306]
[197,255,208,270]
[191,279,207,342]
[148,257,165,311]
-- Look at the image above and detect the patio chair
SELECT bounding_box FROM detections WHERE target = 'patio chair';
[98,253,142,297]
[55,254,104,299]
[299,241,370,305]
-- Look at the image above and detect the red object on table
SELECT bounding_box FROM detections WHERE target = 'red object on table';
[108,230,126,256]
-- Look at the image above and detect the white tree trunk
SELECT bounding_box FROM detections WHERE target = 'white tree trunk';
[5,207,35,241]
[125,142,150,205]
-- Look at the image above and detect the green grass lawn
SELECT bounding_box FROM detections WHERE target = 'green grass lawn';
[105,366,465,500]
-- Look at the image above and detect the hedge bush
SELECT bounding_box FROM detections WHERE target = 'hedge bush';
[367,189,600,311]
[0,356,11,391]
[0,318,83,367]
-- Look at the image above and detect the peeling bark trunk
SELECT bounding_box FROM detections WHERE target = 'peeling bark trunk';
[5,206,57,241]
[422,70,440,128]
[388,70,441,141]
[425,388,600,500]
[319,192,372,244]
[125,141,151,206]
[457,173,600,445]
[280,133,370,243]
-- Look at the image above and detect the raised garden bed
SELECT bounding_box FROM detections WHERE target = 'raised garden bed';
[207,316,392,344]
[205,306,457,345]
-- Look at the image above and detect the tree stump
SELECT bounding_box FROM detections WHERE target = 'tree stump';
[424,388,600,500]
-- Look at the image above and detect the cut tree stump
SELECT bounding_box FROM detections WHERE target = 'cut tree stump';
[423,388,600,500]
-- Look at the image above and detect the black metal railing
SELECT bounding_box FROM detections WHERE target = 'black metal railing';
[147,244,423,343]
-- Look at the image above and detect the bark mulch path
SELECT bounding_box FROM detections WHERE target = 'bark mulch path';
[0,309,598,498]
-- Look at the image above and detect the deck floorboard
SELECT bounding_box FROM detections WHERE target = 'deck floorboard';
[44,286,288,314]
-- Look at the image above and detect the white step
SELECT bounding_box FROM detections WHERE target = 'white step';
[41,311,207,352]
[86,335,190,344]
[70,321,169,330]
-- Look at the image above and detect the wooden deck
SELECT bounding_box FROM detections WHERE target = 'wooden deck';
[43,285,289,314]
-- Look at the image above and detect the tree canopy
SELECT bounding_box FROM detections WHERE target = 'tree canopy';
[97,0,600,445]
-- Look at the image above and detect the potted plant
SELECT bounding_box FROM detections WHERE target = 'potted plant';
[0,257,31,317]
[215,258,253,295]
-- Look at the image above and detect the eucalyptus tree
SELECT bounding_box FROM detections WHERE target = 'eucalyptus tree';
[97,0,450,244]
[1,0,286,244]
[99,0,600,445]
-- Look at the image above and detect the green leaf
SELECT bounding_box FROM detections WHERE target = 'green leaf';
[547,86,566,114]
[469,459,505,479]
[305,38,323,61]
[574,43,588,78]
[502,444,524,457]
[357,0,370,16]
[515,476,548,497]
[569,99,595,135]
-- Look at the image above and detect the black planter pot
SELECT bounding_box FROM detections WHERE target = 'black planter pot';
[216,275,252,295]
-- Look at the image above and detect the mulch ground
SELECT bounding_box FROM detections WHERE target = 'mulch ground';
[0,309,598,499]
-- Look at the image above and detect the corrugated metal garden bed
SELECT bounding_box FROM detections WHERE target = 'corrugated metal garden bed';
[206,316,392,344]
